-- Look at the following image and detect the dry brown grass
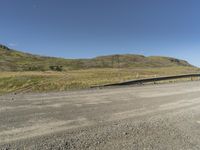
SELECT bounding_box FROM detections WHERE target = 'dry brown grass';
[0,66,199,95]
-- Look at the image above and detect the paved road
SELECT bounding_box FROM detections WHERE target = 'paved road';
[1,81,200,149]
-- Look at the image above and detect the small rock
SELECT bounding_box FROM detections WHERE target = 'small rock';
[123,132,128,135]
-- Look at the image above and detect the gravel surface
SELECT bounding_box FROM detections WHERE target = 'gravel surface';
[1,81,200,149]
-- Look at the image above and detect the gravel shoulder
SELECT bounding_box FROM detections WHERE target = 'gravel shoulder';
[1,82,200,149]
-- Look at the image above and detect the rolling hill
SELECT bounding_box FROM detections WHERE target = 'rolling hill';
[0,44,195,71]
[0,44,199,94]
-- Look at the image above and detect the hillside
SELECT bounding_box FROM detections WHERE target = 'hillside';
[0,44,194,71]
[0,44,199,94]
[0,44,71,71]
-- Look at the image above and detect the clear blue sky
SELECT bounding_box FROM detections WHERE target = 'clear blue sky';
[1,0,200,66]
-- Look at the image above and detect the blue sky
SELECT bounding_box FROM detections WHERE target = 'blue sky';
[1,0,200,66]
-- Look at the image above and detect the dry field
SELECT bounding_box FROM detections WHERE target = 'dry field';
[0,66,199,95]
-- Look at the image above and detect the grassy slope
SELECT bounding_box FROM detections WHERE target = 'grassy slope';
[0,44,199,94]
[0,45,72,71]
[0,45,194,71]
[0,67,199,94]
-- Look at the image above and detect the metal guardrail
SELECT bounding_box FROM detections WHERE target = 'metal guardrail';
[91,73,200,88]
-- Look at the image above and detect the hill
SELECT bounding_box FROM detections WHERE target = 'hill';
[0,44,71,71]
[0,44,194,71]
[0,44,199,94]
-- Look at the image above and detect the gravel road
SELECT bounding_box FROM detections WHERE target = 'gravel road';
[1,81,200,149]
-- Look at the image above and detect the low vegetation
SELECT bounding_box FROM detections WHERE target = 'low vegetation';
[0,44,199,95]
[0,44,194,71]
[0,66,199,95]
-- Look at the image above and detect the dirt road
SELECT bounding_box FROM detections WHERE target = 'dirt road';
[1,82,200,149]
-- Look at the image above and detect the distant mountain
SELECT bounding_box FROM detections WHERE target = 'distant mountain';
[0,44,195,71]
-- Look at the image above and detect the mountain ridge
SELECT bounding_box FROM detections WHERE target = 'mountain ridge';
[0,44,195,71]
